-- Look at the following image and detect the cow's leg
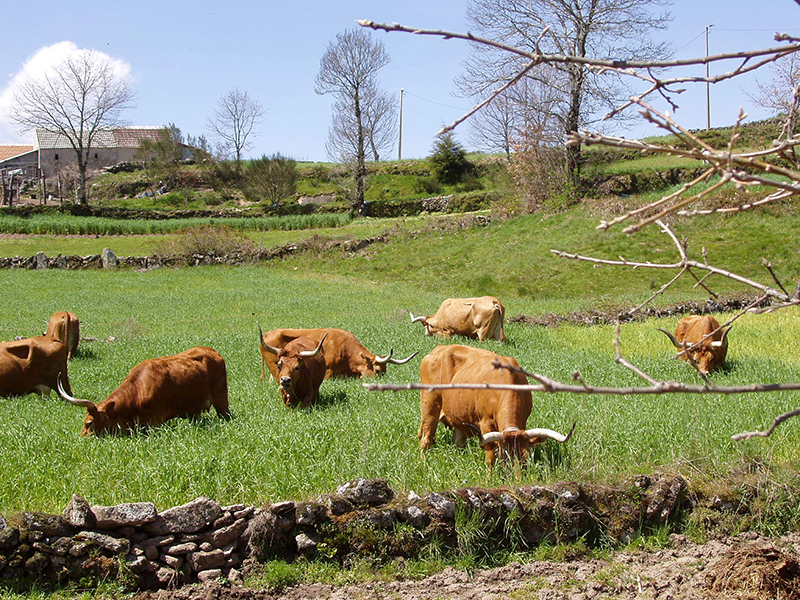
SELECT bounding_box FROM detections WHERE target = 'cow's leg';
[418,391,441,450]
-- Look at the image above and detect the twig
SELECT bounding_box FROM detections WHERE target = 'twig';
[731,408,800,441]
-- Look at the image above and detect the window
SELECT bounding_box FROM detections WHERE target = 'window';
[54,154,59,160]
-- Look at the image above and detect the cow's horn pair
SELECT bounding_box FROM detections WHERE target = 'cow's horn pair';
[299,332,327,357]
[56,373,95,410]
[375,349,419,365]
[408,311,426,324]
[658,325,732,350]
[473,422,576,446]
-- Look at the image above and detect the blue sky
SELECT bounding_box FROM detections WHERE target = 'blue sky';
[2,1,799,162]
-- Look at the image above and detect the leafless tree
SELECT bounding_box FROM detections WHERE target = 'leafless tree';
[358,18,800,441]
[315,28,392,215]
[206,88,265,164]
[9,49,134,205]
[748,52,800,138]
[326,83,398,162]
[454,0,671,190]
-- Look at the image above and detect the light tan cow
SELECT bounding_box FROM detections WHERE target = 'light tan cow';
[45,311,80,360]
[418,344,574,468]
[410,296,505,341]
[658,315,730,374]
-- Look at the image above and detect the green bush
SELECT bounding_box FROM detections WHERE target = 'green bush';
[429,132,475,185]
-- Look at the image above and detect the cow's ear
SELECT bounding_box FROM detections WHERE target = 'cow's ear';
[359,352,373,365]
[103,401,115,415]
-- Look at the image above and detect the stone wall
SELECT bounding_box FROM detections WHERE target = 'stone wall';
[0,475,688,592]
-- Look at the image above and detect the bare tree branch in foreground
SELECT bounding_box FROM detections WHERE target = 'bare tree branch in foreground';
[358,18,800,441]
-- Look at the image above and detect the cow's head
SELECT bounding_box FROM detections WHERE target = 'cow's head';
[473,423,575,468]
[57,374,117,436]
[360,348,419,377]
[658,326,731,374]
[409,311,432,336]
[260,332,327,406]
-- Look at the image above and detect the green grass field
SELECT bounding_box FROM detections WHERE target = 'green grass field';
[1,263,799,517]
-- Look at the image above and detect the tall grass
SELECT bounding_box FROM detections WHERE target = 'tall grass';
[1,266,799,515]
[0,213,351,236]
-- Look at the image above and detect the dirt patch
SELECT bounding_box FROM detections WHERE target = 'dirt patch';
[135,533,800,600]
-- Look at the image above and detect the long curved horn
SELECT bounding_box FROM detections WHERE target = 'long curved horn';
[299,332,327,358]
[258,322,281,355]
[374,348,393,364]
[388,351,418,365]
[657,327,682,349]
[526,421,576,443]
[470,426,520,447]
[409,311,426,324]
[57,373,95,410]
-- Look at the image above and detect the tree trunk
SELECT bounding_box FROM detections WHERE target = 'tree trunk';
[565,65,584,195]
[354,90,367,216]
[77,148,89,205]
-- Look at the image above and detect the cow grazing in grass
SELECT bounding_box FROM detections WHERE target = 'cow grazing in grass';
[259,326,417,381]
[418,344,574,468]
[45,311,80,360]
[259,328,328,407]
[57,347,229,435]
[658,315,731,374]
[0,336,71,398]
[410,296,506,342]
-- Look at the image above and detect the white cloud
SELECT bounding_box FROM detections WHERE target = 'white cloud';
[0,42,133,144]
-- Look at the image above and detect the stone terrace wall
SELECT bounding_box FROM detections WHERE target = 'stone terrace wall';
[0,475,689,592]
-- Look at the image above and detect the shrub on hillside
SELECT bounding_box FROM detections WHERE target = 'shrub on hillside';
[429,132,476,185]
[243,154,298,204]
[150,225,255,257]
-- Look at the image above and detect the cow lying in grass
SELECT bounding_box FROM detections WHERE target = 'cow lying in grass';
[259,326,416,381]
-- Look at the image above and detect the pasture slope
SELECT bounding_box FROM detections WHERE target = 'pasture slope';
[3,163,800,595]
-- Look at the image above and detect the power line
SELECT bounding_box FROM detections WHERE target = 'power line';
[403,91,467,111]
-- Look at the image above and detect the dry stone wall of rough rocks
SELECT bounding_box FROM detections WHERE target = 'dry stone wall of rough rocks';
[0,475,691,593]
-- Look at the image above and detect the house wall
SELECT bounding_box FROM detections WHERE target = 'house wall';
[38,147,140,178]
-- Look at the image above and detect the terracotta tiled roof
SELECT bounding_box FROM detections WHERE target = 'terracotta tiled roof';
[113,128,163,147]
[0,145,35,161]
[35,127,162,150]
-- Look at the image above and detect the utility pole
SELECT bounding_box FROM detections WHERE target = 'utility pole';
[706,24,713,129]
[398,88,404,160]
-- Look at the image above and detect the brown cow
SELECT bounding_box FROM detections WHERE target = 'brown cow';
[259,326,417,381]
[658,315,731,374]
[259,331,328,407]
[57,347,229,436]
[410,296,506,342]
[45,311,80,360]
[0,336,71,398]
[418,344,574,468]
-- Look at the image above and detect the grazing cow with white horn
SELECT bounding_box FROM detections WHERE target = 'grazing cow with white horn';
[410,296,505,341]
[418,344,574,469]
[259,327,328,407]
[259,327,417,381]
[658,315,730,374]
[45,311,80,360]
[0,336,70,398]
[57,347,229,435]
